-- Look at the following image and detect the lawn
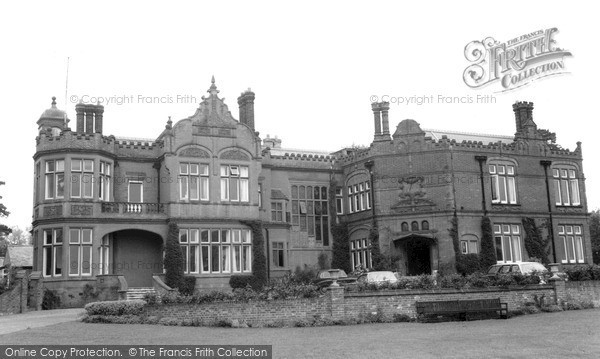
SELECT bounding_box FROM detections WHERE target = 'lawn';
[1,310,599,358]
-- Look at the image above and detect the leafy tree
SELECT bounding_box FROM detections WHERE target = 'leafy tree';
[522,217,550,264]
[164,222,184,289]
[241,220,267,289]
[591,209,600,264]
[369,223,386,270]
[479,216,497,269]
[6,226,32,245]
[328,182,351,272]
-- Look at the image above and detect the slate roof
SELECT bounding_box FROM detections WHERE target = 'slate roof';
[5,245,33,268]
[423,128,513,144]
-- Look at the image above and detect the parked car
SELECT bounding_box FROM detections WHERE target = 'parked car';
[357,271,399,285]
[486,262,549,283]
[312,269,357,288]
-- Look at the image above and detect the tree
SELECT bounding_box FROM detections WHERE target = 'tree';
[479,216,497,269]
[591,209,600,264]
[328,182,351,272]
[241,220,267,288]
[6,226,32,245]
[522,217,550,265]
[164,222,184,289]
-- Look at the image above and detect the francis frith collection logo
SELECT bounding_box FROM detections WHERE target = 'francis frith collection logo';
[463,28,572,92]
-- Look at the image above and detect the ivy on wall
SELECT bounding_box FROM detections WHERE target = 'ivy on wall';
[164,222,184,289]
[328,180,351,273]
[240,220,267,288]
[479,216,497,270]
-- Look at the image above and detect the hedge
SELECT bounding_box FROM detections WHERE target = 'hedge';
[84,300,146,316]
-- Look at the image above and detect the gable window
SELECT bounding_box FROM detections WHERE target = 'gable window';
[291,185,329,245]
[558,225,585,264]
[69,228,92,276]
[272,242,285,268]
[493,224,522,263]
[220,165,249,202]
[71,159,94,198]
[271,202,284,222]
[99,161,112,201]
[180,163,209,201]
[489,163,517,204]
[45,159,65,199]
[553,167,580,206]
[351,238,371,270]
[43,228,63,277]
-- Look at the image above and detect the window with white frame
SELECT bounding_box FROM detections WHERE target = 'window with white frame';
[291,185,329,245]
[335,187,343,215]
[99,161,112,201]
[553,167,581,206]
[489,163,517,204]
[43,228,63,277]
[347,181,371,213]
[493,224,522,263]
[258,184,263,209]
[350,238,371,270]
[220,165,249,202]
[272,242,285,268]
[460,236,478,254]
[128,180,143,203]
[69,228,92,276]
[271,202,284,222]
[179,163,209,201]
[558,225,585,263]
[179,228,252,274]
[45,159,65,199]
[99,234,110,275]
[71,159,94,198]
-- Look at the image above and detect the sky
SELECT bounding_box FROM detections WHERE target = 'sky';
[0,1,598,228]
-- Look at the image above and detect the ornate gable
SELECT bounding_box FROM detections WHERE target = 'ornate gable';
[187,77,238,130]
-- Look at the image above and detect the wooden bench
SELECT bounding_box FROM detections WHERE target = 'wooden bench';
[416,298,508,320]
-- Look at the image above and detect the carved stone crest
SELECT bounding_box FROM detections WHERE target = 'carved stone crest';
[179,147,210,158]
[220,149,250,161]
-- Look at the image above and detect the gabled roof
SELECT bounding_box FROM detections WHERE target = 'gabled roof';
[271,189,289,200]
[5,245,33,268]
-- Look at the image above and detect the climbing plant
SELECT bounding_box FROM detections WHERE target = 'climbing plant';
[522,217,550,265]
[479,216,497,270]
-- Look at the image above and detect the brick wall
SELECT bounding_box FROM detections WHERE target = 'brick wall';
[142,281,600,326]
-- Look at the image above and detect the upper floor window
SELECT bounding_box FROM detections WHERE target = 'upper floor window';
[271,202,285,222]
[347,181,371,213]
[493,224,522,263]
[411,221,419,231]
[220,165,249,202]
[45,160,65,199]
[401,222,409,232]
[291,185,329,245]
[489,163,517,204]
[558,225,585,264]
[71,159,94,198]
[335,187,343,215]
[421,220,429,231]
[128,180,143,203]
[99,161,112,201]
[180,163,209,201]
[553,167,580,206]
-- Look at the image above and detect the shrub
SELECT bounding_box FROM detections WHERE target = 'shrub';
[328,184,352,273]
[480,216,497,269]
[179,276,196,296]
[84,300,146,316]
[242,221,267,290]
[230,274,262,290]
[291,266,317,284]
[42,289,62,310]
[455,254,481,275]
[393,313,414,322]
[465,272,491,288]
[541,304,563,313]
[522,217,550,265]
[565,264,600,281]
[164,222,184,289]
[439,274,467,289]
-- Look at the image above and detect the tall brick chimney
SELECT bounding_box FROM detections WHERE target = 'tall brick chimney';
[237,88,256,130]
[372,102,391,141]
[512,101,534,133]
[75,103,104,134]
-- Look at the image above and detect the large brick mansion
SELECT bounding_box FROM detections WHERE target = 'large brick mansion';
[32,78,592,305]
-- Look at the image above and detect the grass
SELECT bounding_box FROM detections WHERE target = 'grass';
[1,309,599,358]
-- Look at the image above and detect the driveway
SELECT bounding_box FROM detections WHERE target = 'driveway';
[0,308,84,335]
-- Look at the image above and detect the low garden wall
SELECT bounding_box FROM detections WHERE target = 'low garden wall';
[0,270,43,314]
[141,283,565,326]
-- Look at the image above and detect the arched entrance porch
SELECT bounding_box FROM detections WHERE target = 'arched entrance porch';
[393,234,436,276]
[106,229,163,287]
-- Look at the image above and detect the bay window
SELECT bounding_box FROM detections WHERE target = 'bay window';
[45,159,65,199]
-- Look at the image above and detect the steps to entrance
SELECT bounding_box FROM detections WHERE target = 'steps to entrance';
[126,287,156,301]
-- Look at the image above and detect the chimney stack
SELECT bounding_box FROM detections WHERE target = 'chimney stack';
[75,103,104,134]
[372,102,391,141]
[512,101,534,134]
[237,88,256,130]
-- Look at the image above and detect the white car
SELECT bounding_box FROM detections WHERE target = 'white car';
[357,271,399,285]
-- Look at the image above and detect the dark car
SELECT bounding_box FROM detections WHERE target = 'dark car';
[312,269,357,289]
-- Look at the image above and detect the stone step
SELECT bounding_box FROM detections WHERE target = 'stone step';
[126,287,156,301]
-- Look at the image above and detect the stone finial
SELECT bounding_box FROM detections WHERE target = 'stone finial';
[166,116,173,130]
[51,96,57,106]
[208,76,219,95]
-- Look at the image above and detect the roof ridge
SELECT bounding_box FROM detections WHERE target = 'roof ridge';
[423,128,513,139]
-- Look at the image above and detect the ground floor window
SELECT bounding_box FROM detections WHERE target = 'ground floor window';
[43,228,63,277]
[179,228,252,274]
[558,225,585,264]
[272,242,285,268]
[493,224,522,263]
[460,239,478,254]
[69,228,93,276]
[99,234,111,275]
[351,238,371,270]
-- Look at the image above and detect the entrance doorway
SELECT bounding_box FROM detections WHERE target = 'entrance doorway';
[111,230,163,287]
[405,238,431,275]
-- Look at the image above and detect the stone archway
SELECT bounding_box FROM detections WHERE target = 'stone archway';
[110,229,163,287]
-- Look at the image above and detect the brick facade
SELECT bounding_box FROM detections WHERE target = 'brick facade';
[32,79,593,306]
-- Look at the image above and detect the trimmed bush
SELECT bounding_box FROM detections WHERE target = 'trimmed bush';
[480,216,497,269]
[229,274,261,290]
[565,264,600,281]
[84,300,146,316]
[42,289,61,310]
[241,221,267,289]
[164,222,184,289]
[179,276,196,296]
[522,217,550,265]
[291,266,317,284]
[455,254,481,275]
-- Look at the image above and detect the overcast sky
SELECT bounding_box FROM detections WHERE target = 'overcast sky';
[0,1,598,228]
